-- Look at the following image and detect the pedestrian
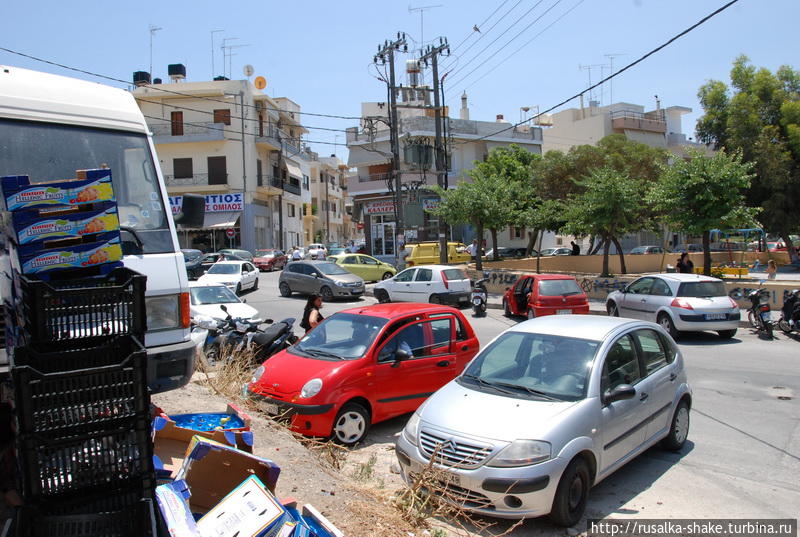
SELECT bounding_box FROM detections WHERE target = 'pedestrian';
[466,239,478,261]
[766,259,777,280]
[291,247,302,261]
[300,294,324,334]
[571,240,580,256]
[676,252,694,274]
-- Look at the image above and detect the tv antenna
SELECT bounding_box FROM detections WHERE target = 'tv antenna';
[148,24,162,80]
[604,53,626,105]
[409,4,443,50]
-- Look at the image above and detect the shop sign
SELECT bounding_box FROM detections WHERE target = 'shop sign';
[422,198,440,212]
[169,193,243,215]
[364,200,395,215]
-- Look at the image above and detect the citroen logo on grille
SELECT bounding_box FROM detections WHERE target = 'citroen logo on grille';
[439,439,458,453]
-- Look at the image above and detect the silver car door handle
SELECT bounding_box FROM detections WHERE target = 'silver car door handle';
[641,299,647,302]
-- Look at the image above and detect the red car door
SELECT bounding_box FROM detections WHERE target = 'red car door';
[510,276,534,314]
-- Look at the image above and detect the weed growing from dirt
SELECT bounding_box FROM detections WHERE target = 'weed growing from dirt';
[351,453,378,482]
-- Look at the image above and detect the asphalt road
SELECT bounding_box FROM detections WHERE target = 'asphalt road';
[240,270,800,522]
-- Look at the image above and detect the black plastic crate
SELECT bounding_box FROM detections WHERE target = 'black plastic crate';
[10,335,144,374]
[22,477,155,516]
[17,418,154,500]
[8,499,156,537]
[19,267,146,346]
[12,351,149,440]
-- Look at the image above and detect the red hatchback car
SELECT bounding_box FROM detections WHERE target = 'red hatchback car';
[246,303,479,445]
[253,249,287,272]
[502,274,589,319]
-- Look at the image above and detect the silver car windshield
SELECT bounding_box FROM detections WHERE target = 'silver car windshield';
[291,313,388,360]
[317,262,350,276]
[0,119,173,253]
[460,332,599,401]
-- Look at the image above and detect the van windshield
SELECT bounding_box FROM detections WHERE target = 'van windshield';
[0,119,173,253]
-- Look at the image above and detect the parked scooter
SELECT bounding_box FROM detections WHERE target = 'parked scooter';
[746,288,773,338]
[471,273,489,317]
[777,289,800,335]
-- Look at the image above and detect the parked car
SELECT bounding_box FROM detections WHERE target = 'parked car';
[328,247,347,256]
[279,260,364,301]
[306,243,328,260]
[395,315,691,526]
[404,242,471,267]
[484,247,534,259]
[538,247,573,256]
[673,244,703,253]
[181,249,205,280]
[373,265,472,307]
[197,260,260,295]
[329,253,396,282]
[628,245,669,255]
[710,241,747,252]
[253,249,287,272]
[247,303,480,445]
[199,252,244,273]
[606,273,739,339]
[189,282,260,322]
[218,248,254,262]
[747,241,786,252]
[502,274,589,319]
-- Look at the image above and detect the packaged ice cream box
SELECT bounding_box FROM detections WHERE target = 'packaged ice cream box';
[1,168,115,211]
[18,234,122,275]
[9,203,120,245]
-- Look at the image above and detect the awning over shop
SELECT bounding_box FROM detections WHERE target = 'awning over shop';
[285,161,303,180]
[202,211,240,229]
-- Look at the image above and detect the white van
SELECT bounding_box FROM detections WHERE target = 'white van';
[0,65,196,392]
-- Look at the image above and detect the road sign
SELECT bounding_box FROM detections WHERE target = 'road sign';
[226,228,235,238]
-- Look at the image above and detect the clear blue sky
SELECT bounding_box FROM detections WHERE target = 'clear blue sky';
[4,0,798,158]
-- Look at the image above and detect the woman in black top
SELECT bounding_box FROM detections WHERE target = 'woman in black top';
[676,253,694,274]
[300,294,324,333]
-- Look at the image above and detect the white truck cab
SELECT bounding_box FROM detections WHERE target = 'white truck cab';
[0,65,195,392]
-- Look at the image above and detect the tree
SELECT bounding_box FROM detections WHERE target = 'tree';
[563,167,644,276]
[648,149,758,275]
[697,56,800,262]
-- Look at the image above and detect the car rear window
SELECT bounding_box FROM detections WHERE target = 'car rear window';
[538,279,582,296]
[443,269,467,281]
[677,281,726,298]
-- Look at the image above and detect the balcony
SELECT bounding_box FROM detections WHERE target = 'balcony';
[165,173,228,187]
[255,125,282,150]
[611,109,666,133]
[255,175,283,196]
[283,179,302,196]
[150,121,228,144]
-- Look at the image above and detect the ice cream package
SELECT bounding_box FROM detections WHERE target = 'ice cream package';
[2,169,115,211]
[18,234,123,275]
[10,204,120,245]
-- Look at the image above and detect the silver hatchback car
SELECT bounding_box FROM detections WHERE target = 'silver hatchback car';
[606,273,740,339]
[395,316,691,526]
[279,260,365,301]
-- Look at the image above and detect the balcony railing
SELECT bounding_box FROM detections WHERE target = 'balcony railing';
[358,172,391,184]
[283,180,301,195]
[150,121,229,138]
[164,173,230,186]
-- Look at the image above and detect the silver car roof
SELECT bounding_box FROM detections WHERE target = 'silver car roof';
[507,315,645,342]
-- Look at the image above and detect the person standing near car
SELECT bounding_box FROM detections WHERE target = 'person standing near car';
[291,247,302,261]
[466,239,478,261]
[766,259,777,280]
[676,252,694,273]
[300,294,324,333]
[571,241,580,255]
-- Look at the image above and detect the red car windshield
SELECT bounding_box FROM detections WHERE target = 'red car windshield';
[291,313,388,360]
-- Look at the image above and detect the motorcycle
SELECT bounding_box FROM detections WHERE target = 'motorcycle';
[193,305,298,366]
[746,288,773,338]
[471,274,489,317]
[777,289,800,335]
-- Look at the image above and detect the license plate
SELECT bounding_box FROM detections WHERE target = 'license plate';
[472,298,482,305]
[260,402,279,415]
[705,313,726,320]
[440,471,461,487]
[761,312,771,321]
[557,309,572,315]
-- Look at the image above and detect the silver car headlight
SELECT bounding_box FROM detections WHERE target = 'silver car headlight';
[402,412,421,446]
[487,439,551,467]
[300,378,323,398]
[146,295,181,331]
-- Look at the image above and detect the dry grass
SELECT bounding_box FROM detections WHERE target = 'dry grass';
[194,344,257,401]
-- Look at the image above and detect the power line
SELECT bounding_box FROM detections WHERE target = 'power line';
[456,0,587,95]
[449,0,511,54]
[0,46,361,121]
[449,0,565,89]
[453,0,742,146]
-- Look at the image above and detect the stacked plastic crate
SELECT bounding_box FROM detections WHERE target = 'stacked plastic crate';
[1,169,156,537]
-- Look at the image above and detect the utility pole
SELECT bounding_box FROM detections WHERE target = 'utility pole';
[374,33,407,263]
[419,38,450,263]
[239,90,250,251]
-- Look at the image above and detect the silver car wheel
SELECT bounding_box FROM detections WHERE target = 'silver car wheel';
[674,405,689,444]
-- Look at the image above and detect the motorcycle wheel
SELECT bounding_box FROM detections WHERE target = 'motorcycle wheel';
[747,310,759,329]
[764,322,773,338]
[778,317,792,334]
[204,344,220,366]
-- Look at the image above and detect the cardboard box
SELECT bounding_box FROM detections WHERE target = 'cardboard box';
[2,169,115,211]
[155,479,201,537]
[196,475,288,537]
[152,416,255,479]
[9,203,119,245]
[17,234,122,275]
[166,402,252,434]
[176,436,280,513]
[284,504,345,537]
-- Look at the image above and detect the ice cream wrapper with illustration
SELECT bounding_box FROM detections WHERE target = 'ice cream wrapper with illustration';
[12,204,120,244]
[2,169,115,211]
[20,235,122,274]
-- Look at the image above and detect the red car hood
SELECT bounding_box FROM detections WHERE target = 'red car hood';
[251,349,349,396]
[253,256,274,262]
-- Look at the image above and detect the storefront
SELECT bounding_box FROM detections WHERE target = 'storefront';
[169,193,243,251]
[359,196,443,261]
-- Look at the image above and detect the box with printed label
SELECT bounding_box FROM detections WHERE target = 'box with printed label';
[195,475,288,537]
[155,479,201,537]
[18,234,122,274]
[2,169,115,211]
[9,203,120,244]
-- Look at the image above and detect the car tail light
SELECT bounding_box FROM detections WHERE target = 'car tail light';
[407,260,415,267]
[670,298,694,310]
[728,297,739,308]
[442,276,449,289]
[180,292,191,328]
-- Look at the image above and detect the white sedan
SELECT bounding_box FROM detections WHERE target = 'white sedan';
[189,282,260,322]
[373,265,472,306]
[197,260,259,295]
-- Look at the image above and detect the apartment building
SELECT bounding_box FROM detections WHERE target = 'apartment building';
[132,66,313,253]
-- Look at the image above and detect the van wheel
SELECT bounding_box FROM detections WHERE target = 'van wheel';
[279,282,292,297]
[375,289,390,304]
[661,400,690,451]
[332,403,370,446]
[550,457,590,527]
[320,286,334,302]
[429,294,441,305]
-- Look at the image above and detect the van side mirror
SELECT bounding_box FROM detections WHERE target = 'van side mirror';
[173,193,206,228]
[603,384,636,405]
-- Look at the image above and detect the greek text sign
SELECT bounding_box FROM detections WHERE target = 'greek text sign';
[169,193,243,214]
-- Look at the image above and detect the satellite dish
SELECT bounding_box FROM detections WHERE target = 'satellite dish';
[254,76,267,90]
[243,64,254,77]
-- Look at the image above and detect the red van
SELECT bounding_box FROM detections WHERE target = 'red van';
[502,274,589,319]
[246,303,479,445]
